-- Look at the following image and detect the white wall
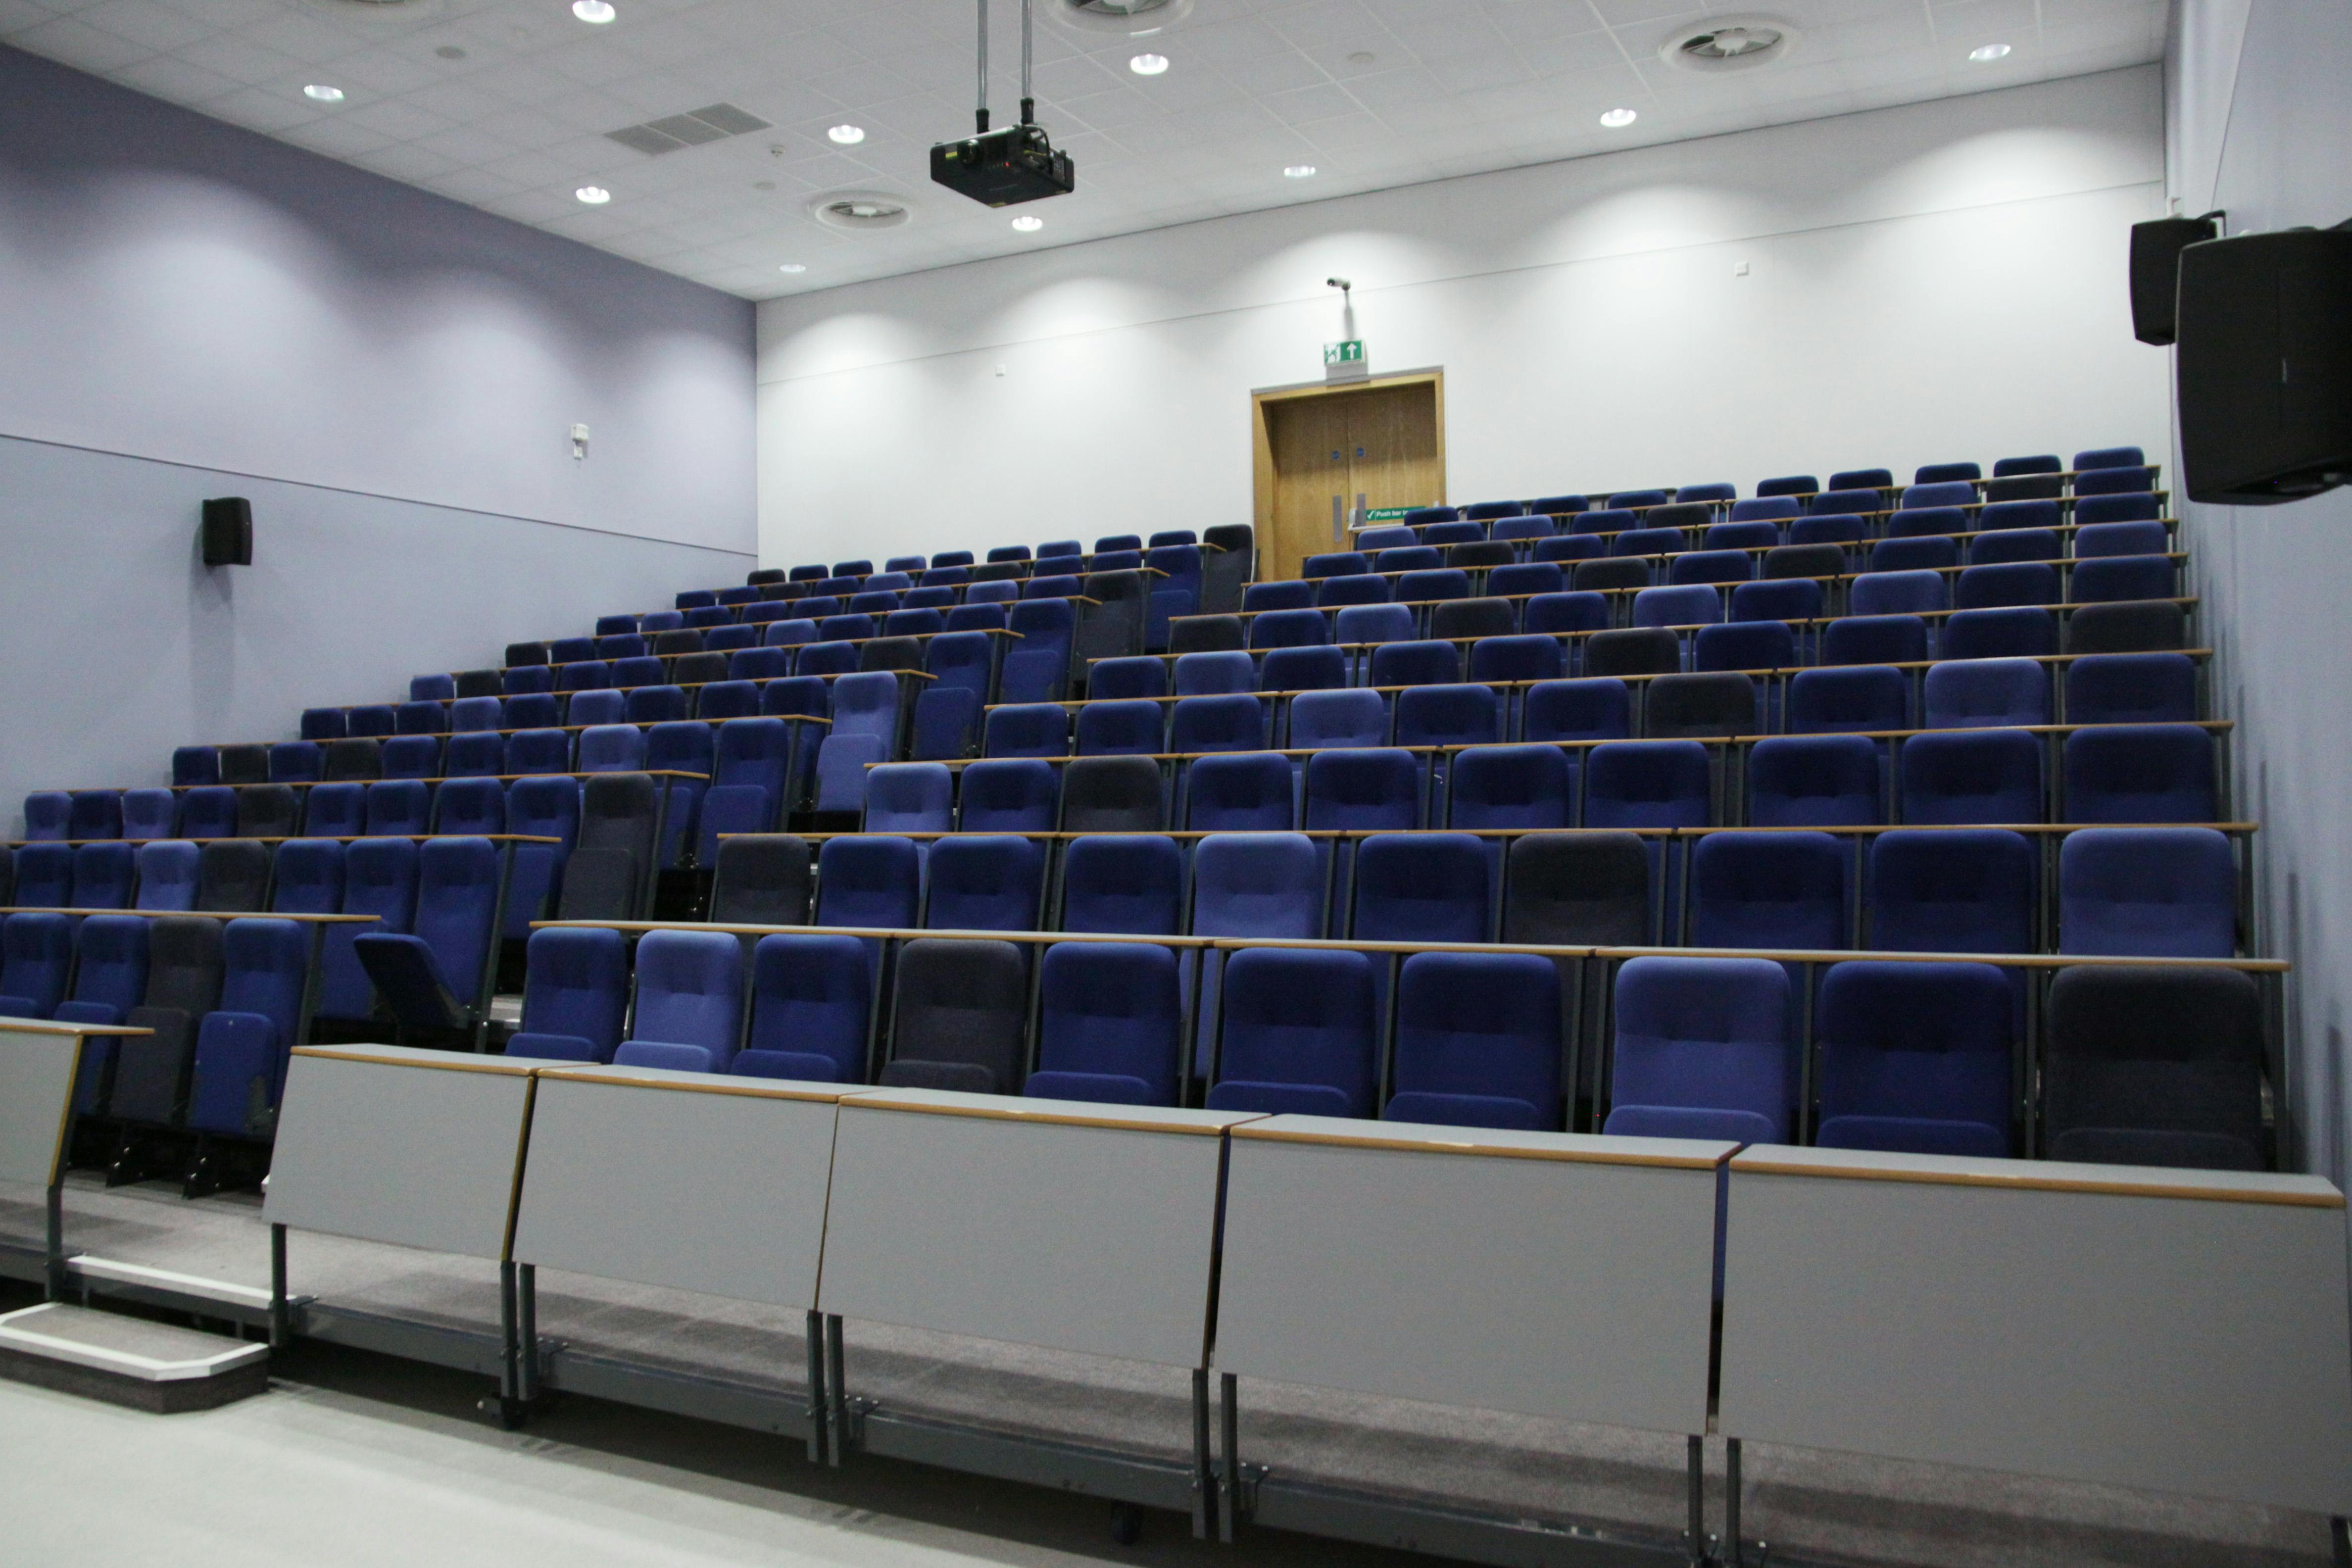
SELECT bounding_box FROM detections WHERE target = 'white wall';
[2166,0,2352,1186]
[757,67,2169,571]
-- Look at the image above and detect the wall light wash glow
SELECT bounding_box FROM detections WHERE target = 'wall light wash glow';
[754,69,2167,574]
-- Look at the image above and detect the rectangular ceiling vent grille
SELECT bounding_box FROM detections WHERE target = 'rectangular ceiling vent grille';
[605,102,772,156]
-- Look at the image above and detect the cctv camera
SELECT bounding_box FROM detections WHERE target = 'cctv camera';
[1326,277,1351,290]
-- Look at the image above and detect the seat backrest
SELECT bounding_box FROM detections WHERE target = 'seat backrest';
[815,833,921,929]
[2059,826,2236,957]
[1351,832,1489,942]
[235,784,301,839]
[1184,752,1295,832]
[195,839,271,912]
[1788,664,1909,733]
[863,762,955,832]
[708,834,812,925]
[1188,832,1323,937]
[1939,606,2057,661]
[924,835,1048,931]
[1644,672,1758,739]
[215,916,309,1053]
[68,914,149,1015]
[1029,942,1183,1106]
[2062,723,2215,822]
[1394,684,1501,749]
[1922,657,2051,729]
[1208,946,1377,1116]
[123,789,180,841]
[142,914,225,1015]
[882,937,1031,1093]
[1746,734,1881,827]
[364,780,433,837]
[1428,597,1516,643]
[1288,688,1388,750]
[12,844,72,909]
[1693,620,1794,674]
[1581,628,1680,678]
[409,835,501,1005]
[1689,829,1847,950]
[269,837,346,915]
[1058,834,1184,934]
[135,840,202,911]
[2042,962,2261,1170]
[1386,952,1560,1130]
[627,929,744,1068]
[1815,959,2013,1156]
[1447,745,1571,830]
[0,912,73,1014]
[1849,569,1949,617]
[70,842,135,908]
[2063,599,2186,654]
[1303,747,1420,830]
[1605,955,1792,1142]
[1866,828,2037,952]
[1502,831,1649,943]
[1260,645,1347,692]
[1523,679,1631,744]
[2064,652,2197,725]
[1581,740,1712,828]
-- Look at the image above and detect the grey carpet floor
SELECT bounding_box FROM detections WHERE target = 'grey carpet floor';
[0,1175,2332,1568]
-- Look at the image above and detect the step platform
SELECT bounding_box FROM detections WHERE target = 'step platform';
[0,1302,269,1413]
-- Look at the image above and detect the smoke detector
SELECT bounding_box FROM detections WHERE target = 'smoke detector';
[809,192,916,232]
[1052,0,1193,38]
[1660,16,1796,73]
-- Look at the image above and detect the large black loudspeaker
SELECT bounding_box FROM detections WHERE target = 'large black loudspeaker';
[2130,214,2220,344]
[2176,228,2352,505]
[201,496,253,566]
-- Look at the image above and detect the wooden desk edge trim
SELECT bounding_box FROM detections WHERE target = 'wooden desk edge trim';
[534,1068,849,1104]
[1231,1123,1726,1168]
[841,1097,1254,1136]
[1730,1156,2346,1207]
[290,1046,537,1077]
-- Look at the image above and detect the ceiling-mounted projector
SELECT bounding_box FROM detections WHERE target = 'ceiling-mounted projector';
[932,0,1075,207]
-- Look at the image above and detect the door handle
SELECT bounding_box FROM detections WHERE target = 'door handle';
[1331,494,1343,544]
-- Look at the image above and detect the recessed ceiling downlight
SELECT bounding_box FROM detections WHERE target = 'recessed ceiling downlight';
[1011,214,1044,232]
[810,192,914,232]
[1599,107,1637,128]
[1969,42,2011,61]
[303,83,345,102]
[778,263,807,273]
[1052,0,1192,38]
[572,0,615,22]
[828,124,865,145]
[1129,51,1168,74]
[1283,164,1316,179]
[575,185,611,204]
[1660,15,1797,73]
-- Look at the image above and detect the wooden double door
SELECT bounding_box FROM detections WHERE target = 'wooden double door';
[1253,373,1445,585]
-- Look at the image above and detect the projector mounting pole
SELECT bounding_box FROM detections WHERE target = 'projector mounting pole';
[975,0,989,133]
[1020,0,1034,125]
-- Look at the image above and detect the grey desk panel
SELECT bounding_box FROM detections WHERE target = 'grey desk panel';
[1718,1147,2352,1514]
[0,1027,85,1187]
[817,1091,1251,1368]
[263,1047,535,1261]
[511,1069,843,1309]
[1215,1118,1730,1434]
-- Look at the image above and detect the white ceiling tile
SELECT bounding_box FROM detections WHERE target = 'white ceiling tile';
[277,114,399,159]
[200,81,318,131]
[335,95,453,140]
[12,12,155,69]
[107,49,240,100]
[422,165,526,203]
[172,34,306,85]
[354,141,463,182]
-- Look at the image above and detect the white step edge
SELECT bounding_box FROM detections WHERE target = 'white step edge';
[0,1303,268,1382]
[68,1256,275,1308]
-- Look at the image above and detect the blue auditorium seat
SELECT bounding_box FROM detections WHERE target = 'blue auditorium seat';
[1169,693,1265,754]
[1077,698,1165,756]
[1604,955,1791,1141]
[1850,569,1949,617]
[1317,571,1387,608]
[1089,656,1167,700]
[1025,942,1183,1106]
[1815,960,2014,1156]
[1059,834,1184,934]
[503,928,629,1063]
[432,777,504,836]
[1186,752,1294,831]
[1940,606,2056,660]
[1689,831,1846,951]
[350,835,499,1032]
[1001,600,1076,703]
[1531,535,1604,564]
[2075,465,2157,496]
[1887,507,1967,539]
[2072,554,2175,603]
[2073,520,2168,558]
[1371,639,1460,688]
[1923,657,2051,728]
[1351,832,1489,942]
[131,840,197,911]
[984,703,1072,757]
[1581,740,1710,828]
[1468,634,1565,687]
[1305,749,1420,831]
[612,930,745,1074]
[924,834,1045,931]
[1632,584,1722,628]
[864,762,954,833]
[2073,492,2160,525]
[1967,529,2059,566]
[506,729,573,775]
[1869,536,1959,574]
[1954,562,2058,609]
[626,686,689,725]
[1384,952,1559,1130]
[1447,745,1571,830]
[1190,831,1323,938]
[1394,568,1471,603]
[957,759,1059,832]
[184,917,310,1136]
[1694,621,1794,674]
[1729,578,1822,625]
[2063,723,2215,822]
[1288,688,1387,749]
[1174,650,1257,695]
[268,837,344,916]
[2065,653,2197,725]
[1900,729,2045,824]
[733,933,872,1082]
[2060,827,2235,957]
[364,781,432,837]
[1206,947,1378,1117]
[1866,829,2035,953]
[1249,608,1330,651]
[1747,735,1880,826]
[577,724,647,774]
[0,912,73,1016]
[503,778,580,936]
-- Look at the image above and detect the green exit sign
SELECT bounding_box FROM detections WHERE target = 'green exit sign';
[1323,339,1365,365]
[1362,507,1414,521]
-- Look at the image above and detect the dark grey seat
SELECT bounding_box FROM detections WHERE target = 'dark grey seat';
[1583,628,1681,679]
[506,641,549,667]
[1058,756,1165,832]
[455,669,503,699]
[1200,525,1255,614]
[1170,614,1245,654]
[1573,558,1650,593]
[1074,570,1149,671]
[195,839,271,912]
[1644,673,1758,739]
[217,745,270,785]
[1763,543,1848,581]
[555,773,659,921]
[2043,964,2264,1170]
[322,738,383,782]
[709,834,812,926]
[878,937,1029,1094]
[2064,599,2186,654]
[670,651,729,686]
[1445,540,1514,571]
[234,785,301,839]
[653,629,704,657]
[1503,831,1651,944]
[107,916,226,1125]
[1430,597,1517,642]
[859,637,923,674]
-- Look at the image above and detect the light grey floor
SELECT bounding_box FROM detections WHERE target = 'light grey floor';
[2,1175,2340,1568]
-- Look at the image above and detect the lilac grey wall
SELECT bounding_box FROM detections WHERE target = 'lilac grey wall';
[0,45,755,824]
[2167,0,2352,1187]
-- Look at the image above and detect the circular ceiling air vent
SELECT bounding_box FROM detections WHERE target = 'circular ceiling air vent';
[1053,0,1192,38]
[1660,15,1796,73]
[809,192,916,233]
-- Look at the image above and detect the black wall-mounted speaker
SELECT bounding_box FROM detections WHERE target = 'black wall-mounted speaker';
[2176,227,2352,505]
[201,497,253,566]
[2130,213,2221,345]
